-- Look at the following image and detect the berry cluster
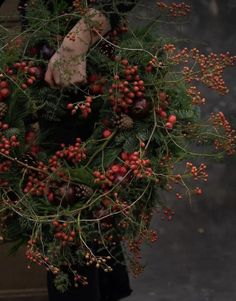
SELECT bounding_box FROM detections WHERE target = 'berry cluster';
[49,138,86,169]
[0,134,19,155]
[155,92,177,129]
[4,61,40,90]
[163,43,176,54]
[194,186,203,195]
[143,229,158,243]
[187,51,236,94]
[165,114,177,129]
[67,96,93,118]
[52,220,77,246]
[145,56,159,73]
[93,164,128,188]
[166,47,236,95]
[85,252,112,272]
[210,112,236,155]
[108,60,146,113]
[161,207,175,221]
[0,160,11,172]
[23,138,86,196]
[26,239,56,271]
[186,162,208,182]
[121,151,153,178]
[0,80,11,101]
[155,91,169,118]
[112,197,131,215]
[157,1,191,17]
[187,86,206,105]
[127,237,143,275]
[23,169,47,196]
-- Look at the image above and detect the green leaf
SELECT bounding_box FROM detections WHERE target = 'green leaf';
[69,167,94,186]
[123,136,139,153]
[101,147,121,167]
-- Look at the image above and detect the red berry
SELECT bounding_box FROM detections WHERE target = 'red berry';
[121,59,129,66]
[165,122,173,129]
[88,74,99,83]
[0,81,9,89]
[102,129,112,138]
[145,66,152,73]
[160,110,167,118]
[121,152,129,161]
[21,83,28,90]
[28,67,36,75]
[0,88,10,98]
[90,84,103,95]
[111,165,120,173]
[159,91,167,102]
[168,114,177,124]
[27,78,34,85]
[67,103,74,110]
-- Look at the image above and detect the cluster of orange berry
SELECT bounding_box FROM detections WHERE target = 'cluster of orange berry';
[186,162,208,182]
[210,112,236,155]
[157,1,191,17]
[193,51,236,95]
[187,86,206,105]
[167,47,236,95]
[194,186,203,195]
[67,96,93,118]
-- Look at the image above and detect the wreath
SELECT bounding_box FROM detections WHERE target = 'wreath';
[0,0,235,292]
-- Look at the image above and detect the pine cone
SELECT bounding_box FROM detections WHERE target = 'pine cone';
[0,103,8,119]
[17,153,38,167]
[50,183,93,206]
[113,114,134,130]
[99,40,115,59]
[75,184,93,200]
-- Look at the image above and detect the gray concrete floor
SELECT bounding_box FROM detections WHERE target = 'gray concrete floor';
[128,1,236,300]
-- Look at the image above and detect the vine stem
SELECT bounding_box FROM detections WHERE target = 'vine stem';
[80,181,151,223]
[0,151,49,174]
[85,130,117,168]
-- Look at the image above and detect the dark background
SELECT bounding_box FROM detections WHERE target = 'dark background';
[0,1,236,300]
